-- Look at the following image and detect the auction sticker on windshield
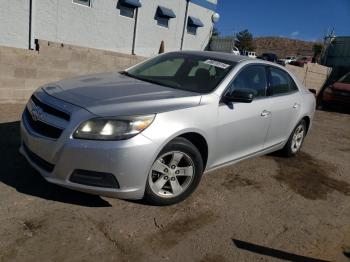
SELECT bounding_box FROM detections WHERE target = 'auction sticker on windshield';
[204,60,230,69]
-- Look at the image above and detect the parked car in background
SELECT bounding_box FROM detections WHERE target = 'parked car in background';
[20,51,315,205]
[289,56,312,67]
[277,56,296,66]
[243,51,257,58]
[323,72,350,107]
[257,53,278,63]
[231,46,240,55]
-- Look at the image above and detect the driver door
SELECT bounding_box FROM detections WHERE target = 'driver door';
[214,65,272,166]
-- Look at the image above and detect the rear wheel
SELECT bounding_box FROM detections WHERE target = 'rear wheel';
[144,137,203,206]
[280,120,306,157]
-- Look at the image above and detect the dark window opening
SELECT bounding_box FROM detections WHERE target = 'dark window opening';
[117,0,141,18]
[155,6,176,28]
[73,0,91,7]
[187,16,204,35]
[157,17,169,27]
[187,26,197,35]
[120,6,134,18]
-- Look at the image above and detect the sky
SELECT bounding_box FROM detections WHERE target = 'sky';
[215,0,350,41]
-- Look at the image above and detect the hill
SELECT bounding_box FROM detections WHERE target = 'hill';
[253,37,315,58]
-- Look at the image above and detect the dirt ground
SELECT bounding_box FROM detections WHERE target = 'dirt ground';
[0,104,349,262]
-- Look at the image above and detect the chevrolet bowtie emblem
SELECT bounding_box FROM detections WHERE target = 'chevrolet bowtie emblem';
[30,105,44,121]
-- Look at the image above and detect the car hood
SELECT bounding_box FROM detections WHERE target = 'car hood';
[42,72,201,116]
[332,82,350,92]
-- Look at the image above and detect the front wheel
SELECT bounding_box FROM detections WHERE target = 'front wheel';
[143,137,203,206]
[280,120,307,157]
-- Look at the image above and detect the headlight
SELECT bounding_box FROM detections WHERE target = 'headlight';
[73,115,155,140]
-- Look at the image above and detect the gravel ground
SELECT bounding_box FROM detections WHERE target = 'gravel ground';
[0,104,349,262]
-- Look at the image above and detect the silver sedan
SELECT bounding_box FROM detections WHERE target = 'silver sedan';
[20,51,316,205]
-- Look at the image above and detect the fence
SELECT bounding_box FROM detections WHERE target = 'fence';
[0,40,145,103]
[209,37,236,53]
[286,63,332,94]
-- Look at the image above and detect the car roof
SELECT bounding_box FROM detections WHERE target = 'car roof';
[163,51,293,72]
[167,50,252,63]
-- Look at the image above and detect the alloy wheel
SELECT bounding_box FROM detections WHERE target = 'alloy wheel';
[148,151,194,198]
[291,124,304,153]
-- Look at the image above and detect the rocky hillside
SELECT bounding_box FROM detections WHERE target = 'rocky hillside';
[254,37,315,58]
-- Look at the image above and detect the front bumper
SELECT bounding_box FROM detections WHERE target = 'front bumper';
[19,116,158,200]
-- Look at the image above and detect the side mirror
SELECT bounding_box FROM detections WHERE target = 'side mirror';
[308,88,317,96]
[222,89,254,103]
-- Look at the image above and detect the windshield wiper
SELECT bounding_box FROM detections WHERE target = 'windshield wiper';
[120,71,134,78]
[120,71,176,89]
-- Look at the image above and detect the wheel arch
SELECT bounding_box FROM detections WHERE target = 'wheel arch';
[301,115,311,134]
[177,132,209,170]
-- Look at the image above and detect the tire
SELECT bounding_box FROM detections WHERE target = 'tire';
[143,137,203,206]
[279,120,307,157]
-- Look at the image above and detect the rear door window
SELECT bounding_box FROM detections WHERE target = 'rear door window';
[288,76,299,91]
[269,67,298,95]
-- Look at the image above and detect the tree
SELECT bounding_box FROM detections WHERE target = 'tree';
[312,43,323,61]
[212,27,220,37]
[236,29,255,51]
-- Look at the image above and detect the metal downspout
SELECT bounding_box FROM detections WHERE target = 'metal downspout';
[132,7,139,55]
[29,0,33,49]
[180,0,190,50]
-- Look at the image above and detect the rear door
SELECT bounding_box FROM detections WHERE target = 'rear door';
[214,65,272,166]
[264,66,302,148]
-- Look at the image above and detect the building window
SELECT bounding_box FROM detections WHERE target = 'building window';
[187,26,197,35]
[120,6,135,18]
[117,0,141,18]
[73,0,91,7]
[187,16,204,35]
[156,6,176,28]
[157,17,169,28]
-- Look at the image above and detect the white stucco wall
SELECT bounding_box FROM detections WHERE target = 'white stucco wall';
[0,0,29,49]
[0,0,217,56]
[134,0,187,57]
[135,1,215,56]
[182,2,215,51]
[34,0,135,54]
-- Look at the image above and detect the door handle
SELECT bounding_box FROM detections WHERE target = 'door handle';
[293,103,300,109]
[261,110,271,117]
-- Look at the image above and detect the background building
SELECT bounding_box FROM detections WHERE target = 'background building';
[322,35,350,82]
[0,0,218,56]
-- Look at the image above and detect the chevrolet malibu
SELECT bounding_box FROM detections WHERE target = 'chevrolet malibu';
[20,51,316,205]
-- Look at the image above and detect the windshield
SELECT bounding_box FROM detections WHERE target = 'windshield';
[338,72,350,84]
[125,53,236,93]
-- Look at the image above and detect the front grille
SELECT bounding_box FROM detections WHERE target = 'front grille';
[31,95,70,121]
[24,108,63,139]
[23,143,55,173]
